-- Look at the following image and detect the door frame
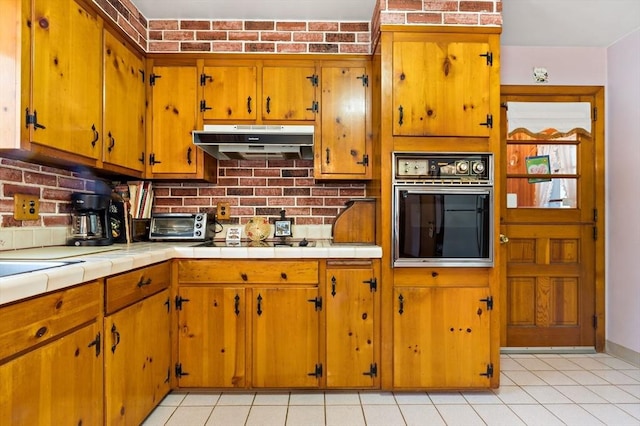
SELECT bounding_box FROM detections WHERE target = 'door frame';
[500,85,606,351]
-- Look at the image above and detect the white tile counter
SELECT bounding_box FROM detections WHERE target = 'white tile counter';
[0,241,382,306]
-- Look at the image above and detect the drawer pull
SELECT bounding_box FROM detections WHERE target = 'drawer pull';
[281,272,287,280]
[35,326,48,338]
[241,273,248,281]
[137,277,152,287]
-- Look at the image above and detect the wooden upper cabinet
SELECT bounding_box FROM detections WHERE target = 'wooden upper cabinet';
[317,65,370,179]
[262,65,317,121]
[392,35,494,137]
[201,65,257,121]
[28,0,102,160]
[103,31,145,174]
[149,65,216,181]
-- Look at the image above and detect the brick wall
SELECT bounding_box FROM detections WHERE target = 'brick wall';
[0,157,111,228]
[380,0,502,26]
[153,159,366,225]
[92,0,148,49]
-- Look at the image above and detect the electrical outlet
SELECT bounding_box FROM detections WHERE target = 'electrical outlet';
[217,202,231,220]
[14,194,40,221]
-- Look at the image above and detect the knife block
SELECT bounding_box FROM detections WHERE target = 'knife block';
[331,198,376,244]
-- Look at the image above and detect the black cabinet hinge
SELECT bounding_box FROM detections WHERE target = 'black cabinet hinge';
[307,297,322,311]
[175,363,190,378]
[363,363,378,377]
[593,208,598,222]
[149,153,161,165]
[357,74,369,87]
[480,52,493,66]
[25,108,46,130]
[480,296,493,310]
[88,332,101,357]
[593,226,598,241]
[480,363,494,378]
[479,114,493,128]
[164,298,171,313]
[149,73,161,86]
[306,74,319,87]
[200,100,212,112]
[307,363,323,378]
[362,277,377,292]
[175,295,190,310]
[357,154,369,167]
[200,73,213,86]
[592,106,598,122]
[306,101,319,113]
[139,69,145,83]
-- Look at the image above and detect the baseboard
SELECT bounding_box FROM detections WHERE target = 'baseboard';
[606,340,640,367]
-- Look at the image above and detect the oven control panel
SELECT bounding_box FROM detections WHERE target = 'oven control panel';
[394,153,492,182]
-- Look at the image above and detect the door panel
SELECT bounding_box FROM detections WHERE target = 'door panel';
[500,90,601,348]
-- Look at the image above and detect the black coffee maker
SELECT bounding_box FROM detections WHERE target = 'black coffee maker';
[68,193,114,246]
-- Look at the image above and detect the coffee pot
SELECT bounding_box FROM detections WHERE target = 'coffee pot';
[68,193,114,246]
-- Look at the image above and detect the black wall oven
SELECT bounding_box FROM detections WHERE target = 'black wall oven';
[393,153,494,267]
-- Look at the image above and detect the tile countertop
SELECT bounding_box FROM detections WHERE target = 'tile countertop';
[0,241,382,306]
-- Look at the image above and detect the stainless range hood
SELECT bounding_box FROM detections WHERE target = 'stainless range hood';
[192,124,314,160]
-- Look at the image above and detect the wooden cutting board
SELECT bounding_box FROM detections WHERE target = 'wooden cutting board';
[0,246,121,260]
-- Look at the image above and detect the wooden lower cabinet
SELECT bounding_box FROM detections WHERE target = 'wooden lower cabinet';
[104,289,171,425]
[325,260,378,388]
[176,286,247,388]
[0,321,103,425]
[393,287,492,389]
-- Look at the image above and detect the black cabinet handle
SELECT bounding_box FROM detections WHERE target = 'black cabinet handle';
[111,324,120,353]
[91,124,99,147]
[398,294,405,315]
[247,97,252,113]
[398,105,404,126]
[35,326,48,338]
[187,147,192,165]
[325,148,330,164]
[241,273,248,281]
[234,294,240,316]
[137,277,152,287]
[256,294,263,316]
[107,132,115,152]
[266,97,271,114]
[331,276,337,297]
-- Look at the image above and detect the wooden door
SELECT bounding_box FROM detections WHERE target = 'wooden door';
[393,287,492,388]
[176,287,246,388]
[0,322,103,425]
[392,35,492,137]
[500,88,604,349]
[252,287,320,388]
[319,66,369,178]
[325,264,376,388]
[150,66,199,174]
[104,290,171,425]
[202,65,257,120]
[262,66,317,121]
[103,30,145,172]
[30,0,102,159]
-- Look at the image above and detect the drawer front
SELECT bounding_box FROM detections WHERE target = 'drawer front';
[105,262,170,313]
[0,281,101,361]
[178,260,318,284]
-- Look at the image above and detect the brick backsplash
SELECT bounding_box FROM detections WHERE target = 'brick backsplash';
[152,159,367,225]
[0,157,111,228]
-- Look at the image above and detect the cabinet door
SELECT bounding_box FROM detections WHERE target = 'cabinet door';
[262,66,317,121]
[104,290,171,426]
[177,287,246,388]
[29,0,102,159]
[0,322,103,424]
[202,66,257,121]
[252,287,320,387]
[325,265,376,387]
[318,66,369,178]
[393,287,492,388]
[150,66,199,174]
[392,39,492,137]
[103,31,145,173]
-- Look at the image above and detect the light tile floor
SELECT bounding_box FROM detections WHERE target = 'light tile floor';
[143,353,640,426]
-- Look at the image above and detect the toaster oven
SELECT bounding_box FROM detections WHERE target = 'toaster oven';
[149,213,210,241]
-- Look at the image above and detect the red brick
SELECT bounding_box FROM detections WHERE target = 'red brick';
[181,20,210,30]
[277,44,308,53]
[240,198,267,206]
[268,178,294,187]
[480,14,503,25]
[239,178,267,186]
[444,13,480,24]
[183,197,212,206]
[42,188,74,201]
[407,12,443,24]
[254,168,281,177]
[379,12,408,24]
[3,184,39,197]
[229,31,259,41]
[311,207,339,216]
[164,30,194,41]
[294,178,315,187]
[171,188,198,196]
[309,44,339,53]
[57,176,85,190]
[267,197,296,206]
[340,44,370,54]
[154,197,183,206]
[148,41,180,51]
[311,188,339,196]
[460,1,495,12]
[228,188,254,196]
[297,198,323,206]
[0,167,22,182]
[245,21,274,31]
[2,158,39,170]
[293,32,323,42]
[261,32,292,42]
[246,43,275,52]
[276,22,307,31]
[149,30,163,40]
[149,20,179,30]
[326,33,356,43]
[255,188,283,196]
[388,0,422,11]
[423,1,459,11]
[199,187,226,196]
[213,20,243,30]
[212,42,243,52]
[43,216,69,226]
[308,22,339,31]
[340,22,369,32]
[196,31,228,41]
[180,42,211,52]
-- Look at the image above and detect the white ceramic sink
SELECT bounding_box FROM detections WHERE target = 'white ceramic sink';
[0,260,83,278]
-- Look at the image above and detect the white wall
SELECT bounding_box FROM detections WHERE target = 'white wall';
[606,28,640,355]
[501,46,606,86]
